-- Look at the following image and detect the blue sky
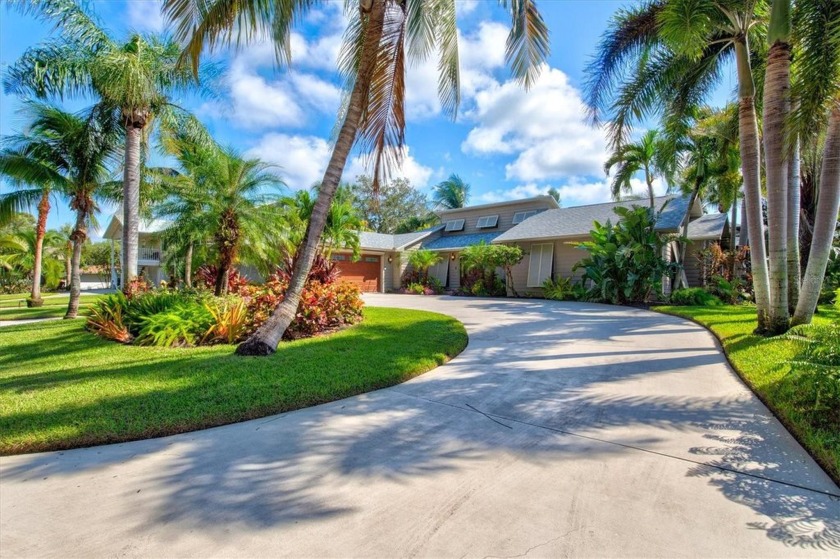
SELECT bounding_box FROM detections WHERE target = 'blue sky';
[0,0,737,235]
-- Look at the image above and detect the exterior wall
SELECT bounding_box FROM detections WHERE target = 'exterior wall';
[439,199,554,237]
[383,251,399,292]
[507,238,587,296]
[684,240,707,288]
[448,254,461,291]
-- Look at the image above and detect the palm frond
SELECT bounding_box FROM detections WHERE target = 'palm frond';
[502,0,550,89]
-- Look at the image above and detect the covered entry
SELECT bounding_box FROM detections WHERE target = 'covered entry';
[333,253,381,292]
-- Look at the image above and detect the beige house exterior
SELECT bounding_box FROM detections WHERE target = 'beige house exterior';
[102,214,169,288]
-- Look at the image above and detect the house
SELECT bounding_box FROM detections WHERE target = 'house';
[102,214,169,287]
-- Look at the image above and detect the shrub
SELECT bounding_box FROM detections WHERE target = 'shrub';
[123,276,151,299]
[400,269,444,294]
[573,205,676,304]
[87,293,132,343]
[275,252,338,285]
[135,303,214,347]
[460,242,523,297]
[542,277,576,301]
[785,321,840,428]
[706,275,749,304]
[669,287,722,306]
[203,298,250,344]
[194,265,250,295]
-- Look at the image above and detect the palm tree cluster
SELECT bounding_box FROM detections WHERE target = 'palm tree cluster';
[586,0,840,333]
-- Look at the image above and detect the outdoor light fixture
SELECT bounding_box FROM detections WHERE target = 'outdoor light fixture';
[451,253,456,260]
[388,256,392,263]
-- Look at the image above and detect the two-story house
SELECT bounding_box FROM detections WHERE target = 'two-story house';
[102,214,169,287]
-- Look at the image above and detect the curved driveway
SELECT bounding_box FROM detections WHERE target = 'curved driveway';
[1,295,838,557]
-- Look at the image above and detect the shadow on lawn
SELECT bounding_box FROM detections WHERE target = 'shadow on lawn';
[2,298,838,551]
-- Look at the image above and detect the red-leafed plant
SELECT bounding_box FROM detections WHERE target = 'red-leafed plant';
[194,264,250,295]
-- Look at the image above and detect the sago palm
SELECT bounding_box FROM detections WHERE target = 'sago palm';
[432,174,471,210]
[0,102,122,317]
[4,0,214,288]
[163,0,551,355]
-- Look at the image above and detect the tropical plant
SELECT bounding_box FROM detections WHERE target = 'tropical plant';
[407,249,442,283]
[278,188,362,262]
[542,276,575,301]
[460,242,524,296]
[573,205,676,304]
[0,229,64,292]
[4,0,215,288]
[153,133,284,295]
[163,0,550,355]
[604,129,669,208]
[432,174,471,210]
[0,103,122,317]
[669,287,722,306]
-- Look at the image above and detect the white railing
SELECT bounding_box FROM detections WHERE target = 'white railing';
[138,246,161,262]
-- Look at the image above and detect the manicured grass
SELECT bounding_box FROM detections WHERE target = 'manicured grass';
[654,304,840,483]
[0,292,104,307]
[0,294,104,320]
[0,307,468,454]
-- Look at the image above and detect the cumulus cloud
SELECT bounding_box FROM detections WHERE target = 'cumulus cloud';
[225,62,307,129]
[247,135,436,190]
[473,176,668,208]
[462,67,609,182]
[127,0,164,33]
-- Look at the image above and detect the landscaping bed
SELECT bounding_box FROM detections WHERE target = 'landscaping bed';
[653,304,840,483]
[0,307,468,454]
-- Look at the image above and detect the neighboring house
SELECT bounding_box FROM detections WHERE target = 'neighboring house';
[102,214,169,288]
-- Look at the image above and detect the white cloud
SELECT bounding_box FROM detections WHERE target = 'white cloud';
[246,133,332,189]
[462,67,609,183]
[226,61,306,129]
[474,183,550,204]
[127,0,164,33]
[289,73,342,114]
[247,136,436,190]
[456,0,480,15]
[473,176,668,208]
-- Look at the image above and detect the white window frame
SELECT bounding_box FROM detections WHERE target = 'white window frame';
[512,210,538,224]
[444,219,465,232]
[476,215,499,229]
[527,243,554,287]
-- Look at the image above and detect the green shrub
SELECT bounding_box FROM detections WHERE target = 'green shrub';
[542,277,576,301]
[834,288,840,310]
[460,242,523,297]
[135,302,214,347]
[785,321,840,428]
[669,288,722,306]
[706,275,749,304]
[87,293,132,343]
[573,205,676,304]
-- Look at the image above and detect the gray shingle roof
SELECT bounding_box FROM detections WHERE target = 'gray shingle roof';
[493,195,690,243]
[686,212,728,240]
[357,225,442,251]
[422,232,501,251]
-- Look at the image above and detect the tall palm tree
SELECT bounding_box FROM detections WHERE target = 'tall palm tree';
[0,102,122,317]
[163,0,550,355]
[432,174,471,210]
[0,146,59,306]
[790,0,840,325]
[585,0,773,330]
[4,0,213,288]
[604,129,667,208]
[154,135,284,296]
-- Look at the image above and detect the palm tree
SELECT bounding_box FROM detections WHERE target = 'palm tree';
[0,228,64,290]
[0,147,59,306]
[790,0,840,325]
[407,249,442,283]
[278,188,362,261]
[154,134,284,296]
[432,174,471,210]
[585,0,772,329]
[4,0,212,288]
[163,0,550,355]
[0,102,122,317]
[604,129,668,208]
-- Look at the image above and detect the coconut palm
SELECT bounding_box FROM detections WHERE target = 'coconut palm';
[4,0,214,288]
[604,129,669,208]
[432,174,471,210]
[585,0,773,329]
[163,0,550,354]
[154,134,284,295]
[0,102,122,317]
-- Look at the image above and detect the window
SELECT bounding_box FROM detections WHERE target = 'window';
[512,210,538,224]
[527,243,554,287]
[364,256,379,263]
[331,254,347,261]
[476,215,499,229]
[444,219,465,232]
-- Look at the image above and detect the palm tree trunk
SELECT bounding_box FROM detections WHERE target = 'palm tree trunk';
[734,39,771,331]
[676,177,702,290]
[729,196,737,277]
[762,35,792,333]
[787,136,801,313]
[792,100,840,325]
[235,0,387,356]
[122,117,144,287]
[65,209,87,319]
[29,190,50,306]
[740,197,749,247]
[645,167,655,209]
[184,241,193,288]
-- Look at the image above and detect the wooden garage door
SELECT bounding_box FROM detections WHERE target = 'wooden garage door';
[333,254,380,292]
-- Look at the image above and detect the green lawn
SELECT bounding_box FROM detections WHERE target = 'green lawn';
[0,293,105,320]
[0,307,468,454]
[654,304,840,483]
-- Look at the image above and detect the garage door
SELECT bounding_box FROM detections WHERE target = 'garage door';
[333,254,381,292]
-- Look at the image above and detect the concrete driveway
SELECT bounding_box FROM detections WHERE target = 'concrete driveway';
[1,295,838,558]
